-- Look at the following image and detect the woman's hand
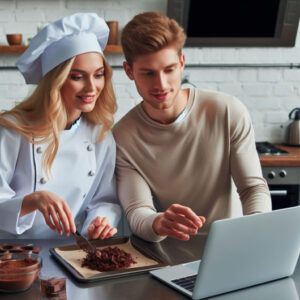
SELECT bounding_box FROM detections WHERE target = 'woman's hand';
[152,203,206,240]
[21,191,76,236]
[87,216,117,240]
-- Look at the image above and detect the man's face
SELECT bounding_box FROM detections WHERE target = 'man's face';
[124,46,185,120]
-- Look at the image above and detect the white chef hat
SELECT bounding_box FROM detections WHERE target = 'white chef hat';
[16,13,109,84]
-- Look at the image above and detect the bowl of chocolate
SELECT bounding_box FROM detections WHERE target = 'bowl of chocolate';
[0,253,41,293]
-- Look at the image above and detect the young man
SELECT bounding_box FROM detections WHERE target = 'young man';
[113,12,271,242]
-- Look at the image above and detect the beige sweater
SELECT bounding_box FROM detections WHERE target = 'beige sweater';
[113,88,271,242]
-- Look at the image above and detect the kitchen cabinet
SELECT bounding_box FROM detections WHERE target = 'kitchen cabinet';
[0,44,123,55]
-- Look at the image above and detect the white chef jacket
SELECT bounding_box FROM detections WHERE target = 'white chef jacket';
[0,118,121,239]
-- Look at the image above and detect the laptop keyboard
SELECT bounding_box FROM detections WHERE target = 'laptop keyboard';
[172,274,197,292]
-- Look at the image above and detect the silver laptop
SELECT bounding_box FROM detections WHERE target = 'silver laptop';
[150,206,300,299]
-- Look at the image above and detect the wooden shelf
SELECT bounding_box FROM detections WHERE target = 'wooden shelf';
[0,45,26,54]
[105,44,123,54]
[0,44,123,55]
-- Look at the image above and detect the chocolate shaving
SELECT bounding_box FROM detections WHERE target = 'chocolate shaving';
[81,246,136,272]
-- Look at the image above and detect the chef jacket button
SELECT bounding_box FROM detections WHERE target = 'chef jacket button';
[83,194,86,198]
[40,177,47,184]
[88,170,95,176]
[36,147,42,154]
[87,145,94,151]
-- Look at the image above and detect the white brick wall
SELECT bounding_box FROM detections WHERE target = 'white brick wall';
[0,0,300,143]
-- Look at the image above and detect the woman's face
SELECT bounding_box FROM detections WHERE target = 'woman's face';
[61,52,105,126]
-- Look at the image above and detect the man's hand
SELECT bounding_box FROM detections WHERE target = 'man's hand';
[87,216,117,240]
[152,203,206,240]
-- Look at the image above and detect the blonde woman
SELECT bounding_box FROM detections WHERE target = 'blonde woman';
[0,13,121,239]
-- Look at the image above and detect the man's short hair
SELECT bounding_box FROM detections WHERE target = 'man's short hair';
[121,11,186,65]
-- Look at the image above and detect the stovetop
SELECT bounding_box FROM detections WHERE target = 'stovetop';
[256,142,289,156]
[255,142,299,185]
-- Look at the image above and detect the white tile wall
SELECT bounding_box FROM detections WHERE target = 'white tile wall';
[0,0,300,143]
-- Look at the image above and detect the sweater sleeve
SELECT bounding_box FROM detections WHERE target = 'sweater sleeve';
[115,144,165,242]
[0,127,36,235]
[229,99,272,214]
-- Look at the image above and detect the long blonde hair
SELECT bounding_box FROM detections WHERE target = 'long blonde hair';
[0,55,117,176]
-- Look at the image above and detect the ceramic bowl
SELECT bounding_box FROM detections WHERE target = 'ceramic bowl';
[6,34,23,46]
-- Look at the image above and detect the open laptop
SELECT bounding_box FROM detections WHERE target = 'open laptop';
[150,206,300,299]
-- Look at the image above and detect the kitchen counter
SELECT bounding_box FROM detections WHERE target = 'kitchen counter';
[0,235,300,300]
[260,145,300,167]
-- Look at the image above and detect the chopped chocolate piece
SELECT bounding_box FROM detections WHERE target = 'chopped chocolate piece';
[2,244,14,250]
[10,246,23,253]
[81,246,136,272]
[21,245,41,254]
[21,245,34,251]
[40,277,66,297]
[32,246,41,254]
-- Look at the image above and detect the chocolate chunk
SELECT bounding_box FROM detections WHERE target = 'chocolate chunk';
[21,245,41,254]
[21,245,34,251]
[10,246,23,253]
[40,277,66,296]
[32,246,41,254]
[1,244,14,250]
[81,246,137,272]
